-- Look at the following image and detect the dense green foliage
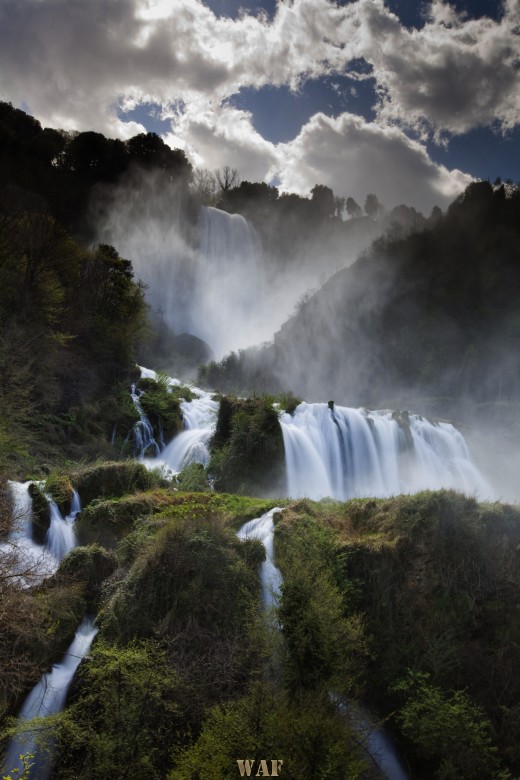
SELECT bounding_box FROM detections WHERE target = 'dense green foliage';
[275,491,520,778]
[209,395,286,495]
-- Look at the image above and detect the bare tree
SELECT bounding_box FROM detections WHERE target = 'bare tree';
[215,166,240,193]
[190,168,219,206]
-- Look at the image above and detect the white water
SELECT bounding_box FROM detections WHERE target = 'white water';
[1,483,80,585]
[196,206,266,356]
[45,493,79,563]
[237,509,409,779]
[237,508,283,609]
[100,200,271,358]
[2,616,98,780]
[160,390,219,473]
[280,403,491,500]
[1,481,48,583]
[129,383,163,459]
[135,366,219,475]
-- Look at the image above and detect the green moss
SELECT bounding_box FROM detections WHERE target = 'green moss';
[58,544,117,608]
[75,491,160,547]
[135,376,188,442]
[70,460,164,506]
[44,473,75,515]
[275,491,520,778]
[209,395,286,495]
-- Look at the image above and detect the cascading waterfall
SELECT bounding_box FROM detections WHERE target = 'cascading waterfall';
[2,487,93,778]
[132,366,219,475]
[195,206,266,357]
[129,383,163,459]
[280,402,490,500]
[2,617,98,780]
[1,483,81,584]
[2,481,48,582]
[237,508,283,609]
[160,389,219,473]
[45,492,80,563]
[237,510,409,780]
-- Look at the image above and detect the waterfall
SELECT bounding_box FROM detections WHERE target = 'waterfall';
[2,616,98,780]
[280,403,491,500]
[129,383,163,459]
[196,206,265,357]
[45,493,80,563]
[1,483,80,585]
[237,510,410,779]
[1,481,48,583]
[130,367,219,475]
[99,198,267,359]
[160,388,219,473]
[237,508,283,609]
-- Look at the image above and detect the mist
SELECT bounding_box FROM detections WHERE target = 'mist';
[91,170,380,364]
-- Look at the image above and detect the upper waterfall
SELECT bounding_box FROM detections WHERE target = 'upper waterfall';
[280,402,491,501]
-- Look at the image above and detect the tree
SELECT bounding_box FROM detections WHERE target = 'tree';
[364,193,383,219]
[334,196,346,219]
[190,168,218,205]
[215,165,240,193]
[346,197,362,218]
[310,184,335,219]
[126,132,192,180]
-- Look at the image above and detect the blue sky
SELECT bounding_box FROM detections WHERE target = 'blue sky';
[1,0,519,211]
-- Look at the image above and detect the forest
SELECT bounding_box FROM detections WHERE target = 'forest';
[1,101,520,780]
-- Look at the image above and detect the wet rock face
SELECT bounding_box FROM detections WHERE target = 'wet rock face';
[28,482,50,544]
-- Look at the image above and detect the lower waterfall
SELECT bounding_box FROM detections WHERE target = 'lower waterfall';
[280,402,490,500]
[1,484,90,778]
[2,617,98,780]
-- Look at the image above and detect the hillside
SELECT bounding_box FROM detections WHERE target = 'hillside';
[201,181,520,414]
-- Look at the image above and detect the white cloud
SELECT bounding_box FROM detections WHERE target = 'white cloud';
[3,0,518,138]
[363,0,520,136]
[276,111,472,212]
[163,101,279,181]
[0,0,516,210]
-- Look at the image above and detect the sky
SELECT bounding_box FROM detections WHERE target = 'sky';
[1,0,519,212]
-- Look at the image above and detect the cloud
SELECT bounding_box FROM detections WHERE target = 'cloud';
[0,0,516,210]
[163,101,279,181]
[276,111,472,212]
[2,0,518,138]
[362,0,520,136]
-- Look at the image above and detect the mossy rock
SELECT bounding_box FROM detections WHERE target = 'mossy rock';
[75,492,160,547]
[135,377,187,442]
[209,395,286,495]
[27,481,50,543]
[71,461,164,507]
[175,463,209,492]
[102,518,260,643]
[44,473,75,515]
[58,544,117,608]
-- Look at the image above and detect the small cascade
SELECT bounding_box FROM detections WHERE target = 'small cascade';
[237,508,283,609]
[45,492,79,564]
[1,481,48,582]
[160,388,219,473]
[237,509,409,780]
[129,383,162,459]
[2,616,98,780]
[280,402,491,500]
[2,483,81,585]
